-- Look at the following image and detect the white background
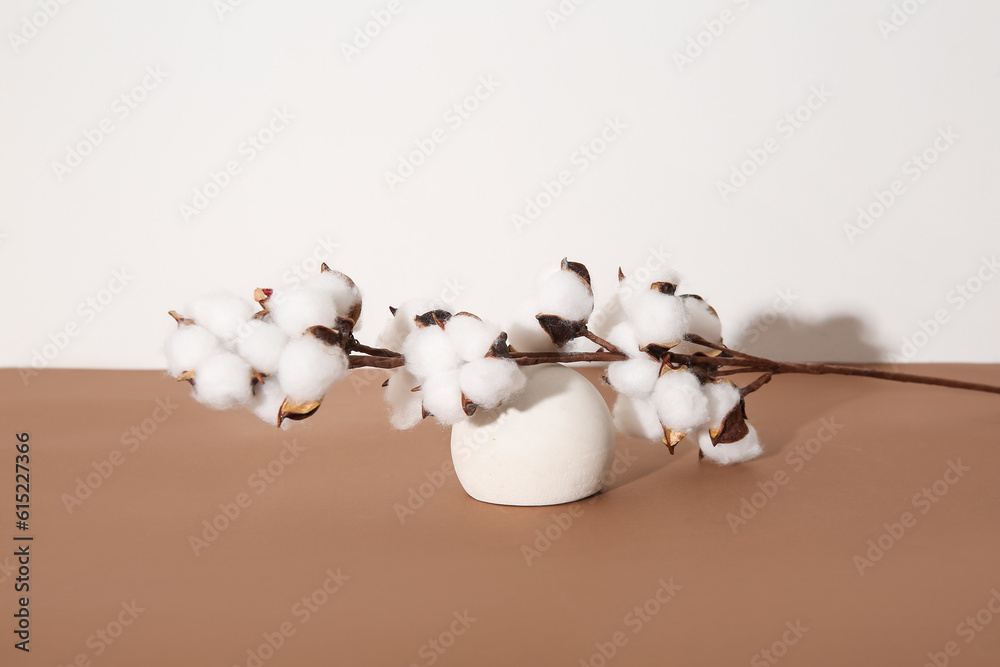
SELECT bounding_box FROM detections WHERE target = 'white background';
[2,0,998,370]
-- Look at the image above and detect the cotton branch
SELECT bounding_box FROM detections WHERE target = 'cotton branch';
[345,333,1000,397]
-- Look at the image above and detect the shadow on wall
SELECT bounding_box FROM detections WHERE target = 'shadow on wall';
[728,312,885,364]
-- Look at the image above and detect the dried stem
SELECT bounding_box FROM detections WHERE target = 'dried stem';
[345,333,1000,397]
[347,337,401,358]
[739,373,773,397]
[582,328,622,355]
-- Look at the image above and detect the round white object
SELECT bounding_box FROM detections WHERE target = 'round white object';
[450,364,616,506]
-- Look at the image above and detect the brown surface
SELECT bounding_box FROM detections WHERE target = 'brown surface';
[1,365,1000,666]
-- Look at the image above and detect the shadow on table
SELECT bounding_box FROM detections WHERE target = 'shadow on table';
[604,312,886,492]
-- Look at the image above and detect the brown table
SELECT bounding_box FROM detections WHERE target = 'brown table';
[1,365,999,666]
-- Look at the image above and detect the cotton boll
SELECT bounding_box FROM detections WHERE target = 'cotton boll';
[385,368,423,430]
[605,322,641,358]
[645,266,681,286]
[377,298,444,352]
[605,358,661,398]
[698,424,763,465]
[267,288,342,337]
[536,268,594,321]
[304,271,362,320]
[672,296,723,355]
[445,314,502,362]
[165,324,222,377]
[235,319,289,374]
[702,380,741,429]
[250,378,291,429]
[612,396,663,442]
[402,326,461,382]
[651,370,709,434]
[420,371,467,425]
[459,357,526,409]
[506,299,559,353]
[277,336,349,403]
[185,292,255,343]
[192,352,254,410]
[623,289,689,349]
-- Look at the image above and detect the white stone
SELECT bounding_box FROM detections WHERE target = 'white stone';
[450,364,616,506]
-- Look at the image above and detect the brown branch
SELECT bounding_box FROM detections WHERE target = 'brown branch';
[347,337,401,357]
[582,328,622,355]
[349,355,404,369]
[346,335,1000,397]
[739,373,773,397]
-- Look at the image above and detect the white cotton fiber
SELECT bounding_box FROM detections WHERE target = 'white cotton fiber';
[377,298,444,352]
[165,324,222,377]
[623,289,689,349]
[605,358,661,398]
[698,424,763,465]
[192,352,254,410]
[235,319,289,374]
[184,292,255,344]
[249,378,291,429]
[277,336,349,403]
[385,368,423,430]
[402,326,461,382]
[304,271,361,320]
[536,268,594,321]
[445,314,502,362]
[267,288,341,338]
[651,370,709,434]
[612,395,663,442]
[605,322,641,358]
[459,357,526,410]
[420,370,467,425]
[672,296,723,355]
[702,380,741,429]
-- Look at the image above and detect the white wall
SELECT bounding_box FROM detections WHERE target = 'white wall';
[2,0,998,370]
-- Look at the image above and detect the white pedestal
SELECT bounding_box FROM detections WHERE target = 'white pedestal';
[450,364,616,506]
